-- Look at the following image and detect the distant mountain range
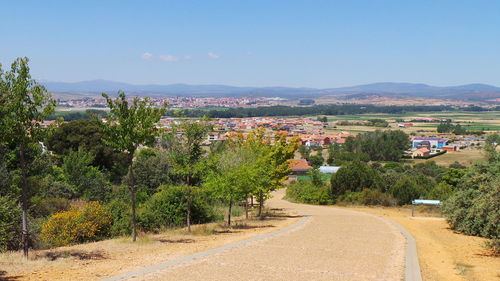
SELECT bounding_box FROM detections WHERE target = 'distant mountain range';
[42,80,500,101]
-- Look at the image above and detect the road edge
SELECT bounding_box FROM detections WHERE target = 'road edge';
[383,217,423,281]
[101,214,310,281]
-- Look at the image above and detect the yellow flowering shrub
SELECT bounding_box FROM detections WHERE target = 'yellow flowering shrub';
[41,201,112,247]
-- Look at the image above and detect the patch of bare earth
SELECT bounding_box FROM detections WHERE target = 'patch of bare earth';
[0,209,298,281]
[343,205,500,281]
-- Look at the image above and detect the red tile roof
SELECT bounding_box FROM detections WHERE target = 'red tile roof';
[289,159,312,171]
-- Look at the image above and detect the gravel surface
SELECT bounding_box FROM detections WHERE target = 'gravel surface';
[129,190,406,281]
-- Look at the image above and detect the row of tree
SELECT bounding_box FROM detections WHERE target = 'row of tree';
[0,58,299,257]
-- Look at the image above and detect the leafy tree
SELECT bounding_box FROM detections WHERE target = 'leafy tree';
[344,130,410,161]
[131,148,171,195]
[442,153,499,240]
[62,148,111,201]
[139,185,213,231]
[246,129,299,218]
[485,134,500,146]
[162,119,212,231]
[0,57,55,257]
[46,119,128,178]
[389,176,422,205]
[330,161,380,199]
[99,92,166,242]
[0,196,21,251]
[298,145,311,159]
[204,145,255,225]
[307,154,324,168]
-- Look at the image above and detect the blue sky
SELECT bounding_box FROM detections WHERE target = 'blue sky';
[1,0,499,88]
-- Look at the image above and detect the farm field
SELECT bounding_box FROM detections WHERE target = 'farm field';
[324,111,500,135]
[410,149,486,166]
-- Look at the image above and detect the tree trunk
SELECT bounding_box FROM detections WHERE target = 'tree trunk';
[186,185,191,232]
[251,196,253,207]
[19,143,29,258]
[128,152,137,242]
[228,198,233,226]
[245,197,249,219]
[186,176,191,232]
[258,191,264,219]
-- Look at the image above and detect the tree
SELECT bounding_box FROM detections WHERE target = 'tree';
[330,161,380,199]
[0,58,55,257]
[344,130,410,161]
[307,154,324,168]
[162,119,212,231]
[244,129,299,218]
[298,145,311,159]
[62,148,111,201]
[205,145,254,225]
[46,119,128,178]
[99,92,166,242]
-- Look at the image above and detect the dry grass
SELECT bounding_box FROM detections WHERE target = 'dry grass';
[411,148,486,167]
[343,205,500,281]
[0,209,298,281]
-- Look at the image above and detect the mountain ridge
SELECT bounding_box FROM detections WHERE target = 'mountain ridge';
[41,80,500,101]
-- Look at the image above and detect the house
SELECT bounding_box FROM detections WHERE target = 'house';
[289,159,312,175]
[412,137,448,149]
[319,166,341,174]
[412,148,430,158]
[442,145,458,152]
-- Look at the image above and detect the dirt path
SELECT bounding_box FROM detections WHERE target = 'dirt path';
[116,189,406,281]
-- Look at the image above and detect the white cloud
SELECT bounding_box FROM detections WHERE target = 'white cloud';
[208,52,220,59]
[159,55,178,62]
[184,55,193,60]
[141,52,153,60]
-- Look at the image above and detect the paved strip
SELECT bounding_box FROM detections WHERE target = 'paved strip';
[101,214,310,281]
[386,219,423,281]
[104,190,408,281]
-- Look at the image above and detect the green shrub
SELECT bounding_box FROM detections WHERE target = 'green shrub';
[0,196,21,251]
[358,189,397,206]
[138,185,215,232]
[442,160,499,240]
[427,182,454,201]
[337,189,397,206]
[30,197,71,218]
[389,176,422,205]
[286,180,332,205]
[41,201,112,247]
[330,161,381,199]
[107,196,132,236]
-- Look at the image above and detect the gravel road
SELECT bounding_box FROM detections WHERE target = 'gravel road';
[128,189,405,281]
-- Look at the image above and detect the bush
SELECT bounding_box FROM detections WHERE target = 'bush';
[358,189,397,206]
[41,201,112,247]
[286,180,332,205]
[30,197,71,218]
[442,159,499,239]
[389,176,422,205]
[0,196,21,251]
[107,196,132,236]
[426,182,454,201]
[337,189,397,206]
[138,185,215,232]
[330,161,381,199]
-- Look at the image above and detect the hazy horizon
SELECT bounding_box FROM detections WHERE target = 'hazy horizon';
[2,1,500,88]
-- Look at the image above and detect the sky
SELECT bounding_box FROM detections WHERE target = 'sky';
[1,0,500,88]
